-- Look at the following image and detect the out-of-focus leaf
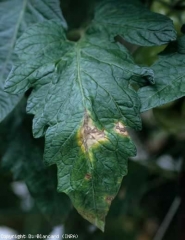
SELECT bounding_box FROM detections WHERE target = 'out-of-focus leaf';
[1,99,71,225]
[153,100,185,134]
[0,86,20,123]
[139,35,185,112]
[4,20,154,231]
[0,0,67,122]
[88,0,176,46]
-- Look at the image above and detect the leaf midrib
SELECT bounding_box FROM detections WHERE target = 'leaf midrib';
[75,43,98,219]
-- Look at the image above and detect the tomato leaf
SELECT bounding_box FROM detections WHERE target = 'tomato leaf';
[0,0,66,122]
[139,35,185,112]
[89,0,176,46]
[5,20,154,230]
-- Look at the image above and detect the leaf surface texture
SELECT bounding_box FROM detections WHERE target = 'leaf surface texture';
[139,35,185,111]
[0,0,66,121]
[90,0,176,46]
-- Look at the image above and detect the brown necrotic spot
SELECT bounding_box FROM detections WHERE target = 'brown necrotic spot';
[115,122,128,136]
[79,112,107,152]
[105,196,114,204]
[85,173,91,180]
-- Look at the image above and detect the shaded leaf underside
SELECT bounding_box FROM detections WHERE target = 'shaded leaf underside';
[139,35,185,112]
[5,21,154,230]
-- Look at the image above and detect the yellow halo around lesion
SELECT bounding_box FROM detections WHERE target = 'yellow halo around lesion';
[77,113,129,157]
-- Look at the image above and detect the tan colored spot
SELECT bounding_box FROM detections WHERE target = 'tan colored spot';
[105,196,114,204]
[115,122,128,136]
[80,113,107,152]
[85,173,91,180]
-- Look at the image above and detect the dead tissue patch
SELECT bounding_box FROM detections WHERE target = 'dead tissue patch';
[85,173,92,180]
[81,114,107,151]
[115,122,128,136]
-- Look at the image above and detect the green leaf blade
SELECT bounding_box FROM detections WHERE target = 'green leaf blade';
[90,0,176,46]
[139,35,185,112]
[0,0,66,122]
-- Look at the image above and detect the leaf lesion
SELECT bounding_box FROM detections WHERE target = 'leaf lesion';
[81,112,107,152]
[78,113,130,155]
[115,122,129,136]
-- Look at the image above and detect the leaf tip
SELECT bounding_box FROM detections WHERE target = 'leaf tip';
[75,205,106,232]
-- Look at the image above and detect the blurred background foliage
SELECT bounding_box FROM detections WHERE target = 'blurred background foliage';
[0,0,185,239]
